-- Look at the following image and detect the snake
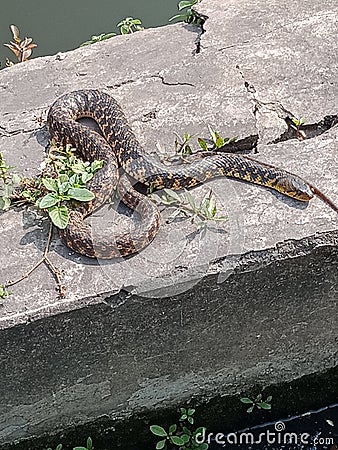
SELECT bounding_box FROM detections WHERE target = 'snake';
[47,89,323,259]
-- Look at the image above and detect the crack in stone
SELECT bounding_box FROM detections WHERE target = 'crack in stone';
[0,124,41,138]
[193,21,207,55]
[191,3,209,54]
[107,74,195,90]
[151,74,195,87]
[236,65,337,146]
[106,79,137,89]
[271,115,338,144]
[236,64,262,144]
[0,126,28,137]
[216,134,258,153]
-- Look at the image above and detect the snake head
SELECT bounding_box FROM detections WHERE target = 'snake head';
[279,174,314,201]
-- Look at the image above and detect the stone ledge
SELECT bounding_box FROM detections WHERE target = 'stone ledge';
[0,0,337,447]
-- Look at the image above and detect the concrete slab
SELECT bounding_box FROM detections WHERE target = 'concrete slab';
[0,0,337,447]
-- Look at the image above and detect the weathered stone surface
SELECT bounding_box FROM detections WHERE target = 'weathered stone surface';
[0,0,337,447]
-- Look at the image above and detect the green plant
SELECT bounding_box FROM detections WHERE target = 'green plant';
[150,407,208,450]
[240,394,272,413]
[198,125,237,151]
[81,16,144,46]
[174,132,194,157]
[151,187,227,230]
[0,284,11,300]
[80,32,116,46]
[3,24,37,66]
[169,1,204,26]
[0,151,21,210]
[46,438,92,450]
[46,444,63,450]
[0,145,103,297]
[73,436,93,450]
[171,126,236,160]
[30,144,103,229]
[117,17,144,34]
[290,116,306,140]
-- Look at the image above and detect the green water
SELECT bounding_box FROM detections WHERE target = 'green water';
[0,0,180,67]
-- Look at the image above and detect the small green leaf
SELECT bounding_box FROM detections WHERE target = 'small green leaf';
[0,196,11,210]
[197,138,208,150]
[184,191,196,210]
[38,193,59,209]
[181,434,190,444]
[58,174,69,184]
[81,172,93,184]
[207,124,217,144]
[150,425,168,437]
[240,397,253,404]
[183,144,192,155]
[178,0,196,10]
[266,396,272,403]
[163,188,181,203]
[168,13,187,22]
[203,191,216,218]
[58,182,70,195]
[169,424,177,434]
[188,416,194,424]
[0,284,11,299]
[156,439,166,450]
[247,405,254,413]
[11,173,21,185]
[99,32,116,40]
[214,132,224,148]
[199,443,209,450]
[48,205,69,229]
[68,187,95,202]
[259,402,272,410]
[42,177,58,192]
[170,435,185,446]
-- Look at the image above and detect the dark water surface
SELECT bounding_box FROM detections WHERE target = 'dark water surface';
[0,0,180,66]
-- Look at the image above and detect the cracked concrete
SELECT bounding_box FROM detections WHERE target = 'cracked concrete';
[0,0,337,448]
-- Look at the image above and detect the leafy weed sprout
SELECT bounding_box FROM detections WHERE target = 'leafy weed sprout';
[150,407,208,450]
[151,188,227,231]
[81,17,144,46]
[0,151,21,210]
[0,145,103,297]
[169,1,204,26]
[290,116,306,140]
[46,437,93,450]
[173,125,237,159]
[240,394,272,413]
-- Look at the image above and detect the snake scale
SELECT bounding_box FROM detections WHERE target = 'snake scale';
[47,89,317,259]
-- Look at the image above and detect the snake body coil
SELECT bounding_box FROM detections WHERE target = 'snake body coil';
[47,89,314,259]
